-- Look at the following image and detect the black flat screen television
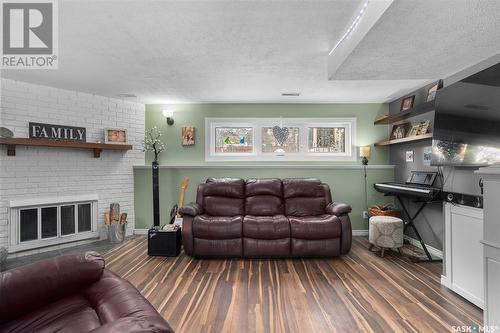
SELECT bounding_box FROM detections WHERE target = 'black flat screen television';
[431,62,500,166]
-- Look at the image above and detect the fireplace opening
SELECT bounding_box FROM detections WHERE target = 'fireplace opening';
[10,195,98,253]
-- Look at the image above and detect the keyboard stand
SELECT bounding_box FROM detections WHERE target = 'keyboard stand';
[396,196,443,263]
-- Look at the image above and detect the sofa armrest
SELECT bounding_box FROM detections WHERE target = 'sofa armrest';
[326,202,352,216]
[0,252,104,324]
[179,202,203,216]
[84,270,173,332]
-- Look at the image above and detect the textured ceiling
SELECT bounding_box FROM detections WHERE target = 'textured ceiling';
[1,0,499,104]
[333,0,500,80]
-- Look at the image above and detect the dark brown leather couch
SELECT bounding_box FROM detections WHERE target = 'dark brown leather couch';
[180,178,352,258]
[0,252,173,333]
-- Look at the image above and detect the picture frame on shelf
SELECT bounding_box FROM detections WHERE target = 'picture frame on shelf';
[419,119,431,135]
[400,95,415,112]
[104,128,128,144]
[407,123,422,137]
[390,122,411,140]
[426,80,443,102]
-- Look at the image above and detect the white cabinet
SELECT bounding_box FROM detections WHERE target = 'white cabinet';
[442,203,484,308]
[476,166,500,327]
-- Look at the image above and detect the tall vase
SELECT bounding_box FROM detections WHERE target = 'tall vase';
[152,161,160,227]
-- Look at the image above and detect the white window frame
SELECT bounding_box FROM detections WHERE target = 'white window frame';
[205,117,357,161]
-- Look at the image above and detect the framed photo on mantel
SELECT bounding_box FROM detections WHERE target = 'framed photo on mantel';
[105,128,128,144]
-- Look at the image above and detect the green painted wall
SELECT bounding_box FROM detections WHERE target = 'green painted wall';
[134,104,393,230]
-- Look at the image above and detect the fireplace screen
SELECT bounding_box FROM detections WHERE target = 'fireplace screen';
[20,209,38,242]
[16,201,96,245]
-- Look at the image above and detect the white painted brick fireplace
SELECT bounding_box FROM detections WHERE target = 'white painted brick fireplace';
[0,78,145,255]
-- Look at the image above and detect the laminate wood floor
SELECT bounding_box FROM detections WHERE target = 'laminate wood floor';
[103,236,482,333]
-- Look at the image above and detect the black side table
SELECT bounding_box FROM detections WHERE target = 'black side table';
[148,227,181,257]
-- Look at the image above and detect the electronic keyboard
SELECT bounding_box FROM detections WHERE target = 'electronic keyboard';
[374,171,441,199]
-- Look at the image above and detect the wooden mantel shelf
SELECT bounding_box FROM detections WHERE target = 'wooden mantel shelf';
[0,138,133,158]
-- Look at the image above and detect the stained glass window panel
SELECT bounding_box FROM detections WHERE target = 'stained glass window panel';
[261,127,299,153]
[215,127,253,153]
[308,127,345,153]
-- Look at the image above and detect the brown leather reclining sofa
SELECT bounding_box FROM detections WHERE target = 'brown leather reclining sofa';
[180,178,352,257]
[0,252,173,333]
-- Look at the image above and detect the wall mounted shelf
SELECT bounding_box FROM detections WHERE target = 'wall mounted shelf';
[0,138,132,158]
[374,100,435,125]
[374,133,433,147]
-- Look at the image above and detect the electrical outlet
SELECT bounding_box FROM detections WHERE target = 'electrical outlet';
[362,211,369,219]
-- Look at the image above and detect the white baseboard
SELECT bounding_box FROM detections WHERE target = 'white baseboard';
[134,229,149,235]
[352,229,368,236]
[404,235,443,259]
[440,275,450,288]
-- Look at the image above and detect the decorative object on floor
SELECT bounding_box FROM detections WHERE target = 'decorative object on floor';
[400,95,415,112]
[390,122,410,140]
[423,146,432,165]
[148,225,181,257]
[105,203,127,243]
[29,122,86,142]
[368,215,404,257]
[169,176,189,224]
[179,178,352,258]
[359,146,371,165]
[104,128,127,143]
[162,109,175,125]
[182,126,195,146]
[0,127,14,138]
[143,127,166,227]
[405,150,414,162]
[426,79,443,101]
[369,203,400,217]
[0,252,174,332]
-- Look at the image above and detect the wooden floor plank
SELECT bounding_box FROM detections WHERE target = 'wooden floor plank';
[103,236,482,333]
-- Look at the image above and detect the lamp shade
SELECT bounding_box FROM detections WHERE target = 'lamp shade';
[359,146,371,158]
[162,109,174,118]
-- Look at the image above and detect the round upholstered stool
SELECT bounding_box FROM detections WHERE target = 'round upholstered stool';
[368,216,404,257]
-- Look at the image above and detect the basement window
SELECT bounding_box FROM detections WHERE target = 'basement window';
[206,117,356,161]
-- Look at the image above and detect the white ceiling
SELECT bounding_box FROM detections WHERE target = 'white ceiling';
[1,0,500,104]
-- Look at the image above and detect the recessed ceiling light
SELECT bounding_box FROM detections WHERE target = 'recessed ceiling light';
[281,92,301,97]
[116,93,137,98]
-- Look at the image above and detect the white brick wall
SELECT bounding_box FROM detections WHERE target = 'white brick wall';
[0,78,145,251]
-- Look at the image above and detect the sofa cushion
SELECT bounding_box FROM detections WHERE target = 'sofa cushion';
[243,215,289,239]
[203,178,245,216]
[243,238,290,258]
[204,178,245,198]
[291,238,341,257]
[194,238,242,257]
[0,294,101,333]
[289,215,341,239]
[285,197,326,217]
[283,178,327,216]
[193,215,242,239]
[283,178,324,198]
[245,178,284,215]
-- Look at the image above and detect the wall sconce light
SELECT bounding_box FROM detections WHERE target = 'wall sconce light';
[162,109,174,126]
[360,146,371,165]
